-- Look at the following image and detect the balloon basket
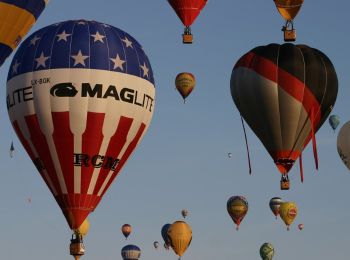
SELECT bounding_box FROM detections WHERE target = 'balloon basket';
[182,34,193,44]
[280,180,290,190]
[283,29,296,42]
[70,233,85,258]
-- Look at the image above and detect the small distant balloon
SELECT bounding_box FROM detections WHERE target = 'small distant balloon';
[77,218,90,237]
[269,197,283,219]
[122,224,132,239]
[153,241,159,249]
[228,152,232,158]
[329,115,340,131]
[298,223,304,230]
[279,202,298,230]
[175,72,196,103]
[9,141,14,158]
[181,209,189,218]
[167,221,192,259]
[227,196,248,230]
[260,242,275,260]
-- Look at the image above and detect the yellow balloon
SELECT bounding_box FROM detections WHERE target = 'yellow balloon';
[175,72,196,102]
[274,0,304,21]
[279,202,298,230]
[167,221,192,257]
[77,218,90,237]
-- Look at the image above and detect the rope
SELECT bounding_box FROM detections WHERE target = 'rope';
[240,116,252,174]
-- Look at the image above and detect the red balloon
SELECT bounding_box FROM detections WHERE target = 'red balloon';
[168,0,208,27]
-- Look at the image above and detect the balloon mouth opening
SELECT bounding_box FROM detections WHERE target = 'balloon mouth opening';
[275,158,296,173]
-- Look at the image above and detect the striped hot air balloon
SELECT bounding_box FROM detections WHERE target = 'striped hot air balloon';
[231,43,338,189]
[0,0,48,67]
[6,20,155,230]
[167,221,192,259]
[121,245,141,260]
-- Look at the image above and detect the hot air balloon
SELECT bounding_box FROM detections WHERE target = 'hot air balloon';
[260,242,275,260]
[227,196,248,230]
[181,209,189,218]
[175,72,195,103]
[279,202,298,230]
[167,220,192,259]
[273,0,304,41]
[161,223,171,248]
[9,141,14,158]
[153,241,159,249]
[298,223,304,230]
[77,218,90,237]
[228,152,232,158]
[167,0,208,43]
[122,224,132,240]
[121,245,141,260]
[0,0,49,67]
[231,43,338,190]
[6,20,155,255]
[269,197,282,219]
[329,115,340,132]
[337,121,350,170]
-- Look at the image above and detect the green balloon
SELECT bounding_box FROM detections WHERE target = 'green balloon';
[260,243,274,260]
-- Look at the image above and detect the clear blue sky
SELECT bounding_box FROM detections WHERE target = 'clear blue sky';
[0,1,349,259]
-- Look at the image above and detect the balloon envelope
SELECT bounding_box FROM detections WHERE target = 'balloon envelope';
[167,0,208,27]
[153,241,159,249]
[269,197,282,218]
[227,196,248,229]
[121,244,141,260]
[337,121,350,170]
[329,115,340,131]
[279,202,298,229]
[231,43,338,176]
[298,223,304,230]
[167,220,192,257]
[6,20,155,229]
[122,224,132,239]
[181,209,189,218]
[0,0,48,67]
[273,0,304,21]
[175,72,195,101]
[260,242,275,260]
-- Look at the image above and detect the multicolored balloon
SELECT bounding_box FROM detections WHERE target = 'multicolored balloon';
[329,115,340,131]
[122,224,132,239]
[260,242,275,260]
[0,0,48,67]
[337,121,350,170]
[175,72,195,103]
[227,196,248,230]
[279,202,298,230]
[298,223,304,230]
[121,245,141,260]
[167,0,208,43]
[269,197,282,219]
[167,220,192,259]
[6,20,155,230]
[231,43,338,188]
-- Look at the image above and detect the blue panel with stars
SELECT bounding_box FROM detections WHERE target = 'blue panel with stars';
[8,20,155,86]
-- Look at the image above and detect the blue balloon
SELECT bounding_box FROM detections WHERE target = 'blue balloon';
[121,244,141,260]
[329,115,340,131]
[161,223,171,246]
